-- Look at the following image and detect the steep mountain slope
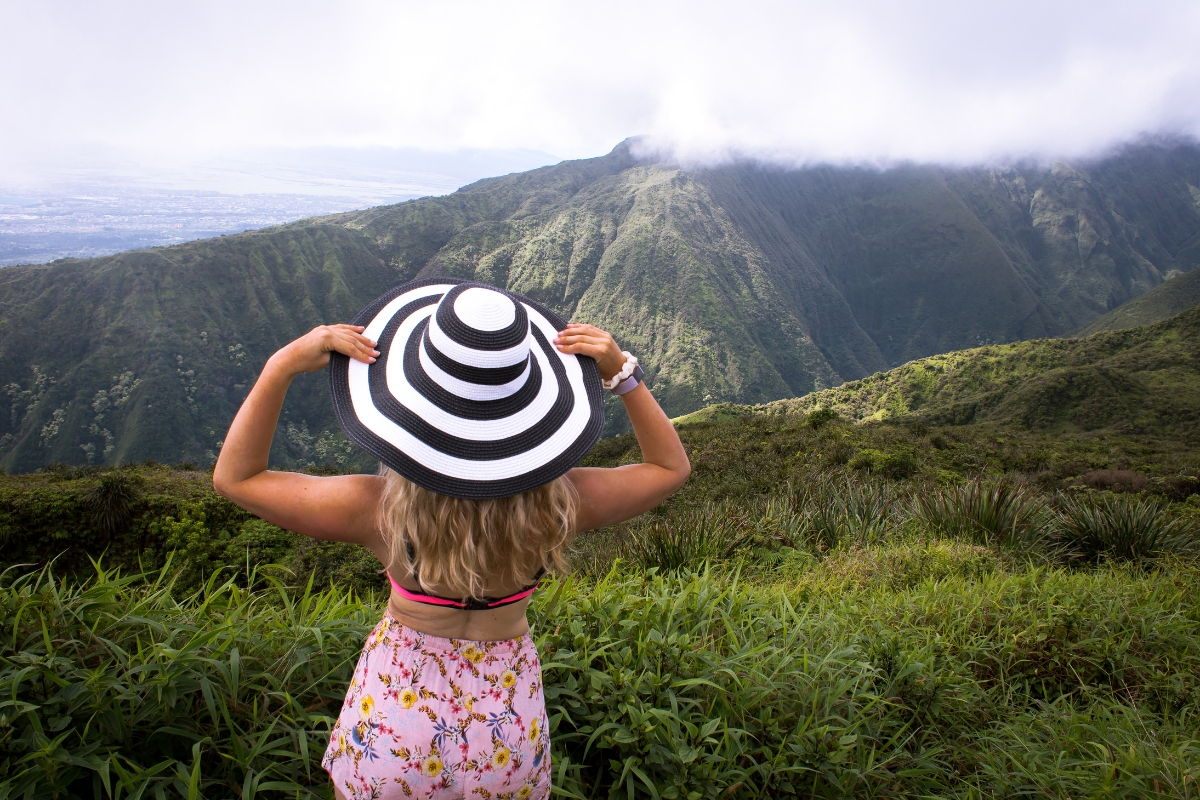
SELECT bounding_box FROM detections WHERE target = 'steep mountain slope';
[2,140,1199,472]
[1075,266,1200,335]
[0,226,396,472]
[752,305,1200,441]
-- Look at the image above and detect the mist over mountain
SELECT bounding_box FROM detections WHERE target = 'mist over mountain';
[1,138,1198,472]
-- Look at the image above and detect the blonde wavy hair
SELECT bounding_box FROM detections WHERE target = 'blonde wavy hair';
[377,467,577,600]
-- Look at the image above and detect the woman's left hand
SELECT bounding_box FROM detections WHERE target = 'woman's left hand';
[553,323,625,381]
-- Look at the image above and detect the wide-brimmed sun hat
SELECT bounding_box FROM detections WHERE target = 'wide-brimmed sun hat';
[329,277,605,498]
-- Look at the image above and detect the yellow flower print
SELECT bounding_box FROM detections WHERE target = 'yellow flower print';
[492,746,511,770]
[464,694,475,711]
[359,695,375,717]
[462,645,485,664]
[501,670,517,689]
[517,786,533,799]
[399,687,418,709]
[422,756,443,777]
[529,717,540,742]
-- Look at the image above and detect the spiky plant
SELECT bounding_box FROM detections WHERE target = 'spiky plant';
[84,470,142,542]
[622,501,752,571]
[1055,493,1198,564]
[911,480,1053,551]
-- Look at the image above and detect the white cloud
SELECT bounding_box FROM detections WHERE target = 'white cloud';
[2,0,1198,174]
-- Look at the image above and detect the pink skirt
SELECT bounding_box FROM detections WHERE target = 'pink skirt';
[323,612,551,800]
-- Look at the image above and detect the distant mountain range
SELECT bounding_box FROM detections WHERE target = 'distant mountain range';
[1,138,1198,472]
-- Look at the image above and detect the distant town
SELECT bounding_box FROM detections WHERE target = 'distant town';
[0,146,562,267]
[0,188,406,267]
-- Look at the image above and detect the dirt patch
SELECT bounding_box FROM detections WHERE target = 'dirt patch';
[1076,469,1148,493]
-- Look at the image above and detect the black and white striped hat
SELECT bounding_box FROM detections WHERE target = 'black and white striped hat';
[329,277,605,498]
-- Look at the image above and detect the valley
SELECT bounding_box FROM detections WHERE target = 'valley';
[2,139,1199,472]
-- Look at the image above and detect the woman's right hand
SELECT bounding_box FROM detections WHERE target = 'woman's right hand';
[213,322,386,554]
[553,323,626,381]
[271,324,379,375]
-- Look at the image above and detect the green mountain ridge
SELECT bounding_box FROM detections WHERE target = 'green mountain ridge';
[1074,264,1200,335]
[693,303,1200,442]
[2,139,1199,472]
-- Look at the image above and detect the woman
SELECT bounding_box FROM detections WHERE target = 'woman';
[213,278,689,800]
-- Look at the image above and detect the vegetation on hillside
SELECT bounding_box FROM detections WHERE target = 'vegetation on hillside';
[737,304,1200,440]
[1076,265,1200,335]
[3,477,1199,798]
[3,141,1199,471]
[4,356,1200,795]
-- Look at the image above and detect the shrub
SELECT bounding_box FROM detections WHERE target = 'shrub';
[222,519,303,586]
[911,480,1053,551]
[1159,474,1200,502]
[849,447,919,479]
[0,465,254,582]
[878,448,920,479]
[289,538,389,594]
[1077,469,1148,493]
[805,407,839,429]
[1055,493,1198,564]
[849,447,885,473]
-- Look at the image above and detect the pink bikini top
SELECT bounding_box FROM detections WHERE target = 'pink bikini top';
[386,540,544,611]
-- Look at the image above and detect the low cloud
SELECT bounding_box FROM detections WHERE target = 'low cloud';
[3,0,1198,175]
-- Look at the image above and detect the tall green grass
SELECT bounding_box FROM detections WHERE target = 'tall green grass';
[0,562,371,799]
[619,476,903,572]
[4,555,1200,798]
[618,477,1198,575]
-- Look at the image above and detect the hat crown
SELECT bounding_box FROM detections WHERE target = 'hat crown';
[426,284,532,379]
[454,287,516,332]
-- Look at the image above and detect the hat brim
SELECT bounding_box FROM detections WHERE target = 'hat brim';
[329,277,605,498]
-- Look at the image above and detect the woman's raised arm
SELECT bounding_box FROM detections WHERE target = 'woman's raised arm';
[212,325,385,547]
[553,324,690,533]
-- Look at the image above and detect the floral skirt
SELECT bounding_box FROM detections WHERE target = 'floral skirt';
[323,612,551,800]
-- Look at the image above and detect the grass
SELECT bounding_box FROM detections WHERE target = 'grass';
[0,562,370,799]
[4,550,1200,799]
[620,502,752,572]
[3,414,1200,797]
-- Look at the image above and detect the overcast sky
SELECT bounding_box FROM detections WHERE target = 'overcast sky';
[3,0,1199,181]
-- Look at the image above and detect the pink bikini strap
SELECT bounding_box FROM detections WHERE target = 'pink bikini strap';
[386,571,540,610]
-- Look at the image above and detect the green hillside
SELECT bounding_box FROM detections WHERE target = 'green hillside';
[5,302,1200,797]
[1075,266,1200,335]
[2,139,1199,472]
[723,304,1200,442]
